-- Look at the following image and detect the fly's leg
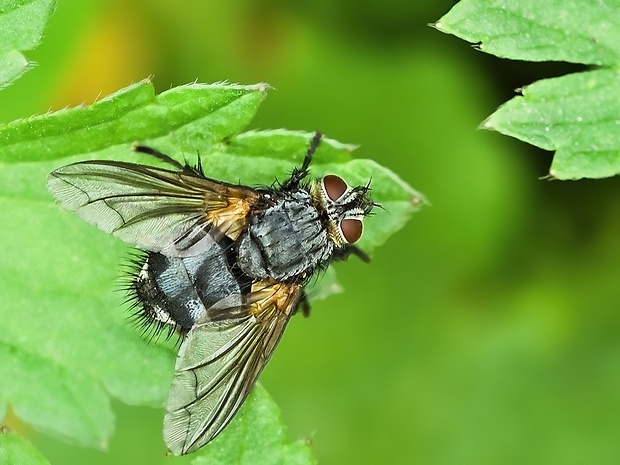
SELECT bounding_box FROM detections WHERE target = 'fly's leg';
[133,145,186,170]
[294,291,312,317]
[133,145,205,176]
[281,131,323,190]
[333,244,371,263]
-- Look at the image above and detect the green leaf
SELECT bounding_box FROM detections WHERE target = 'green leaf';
[0,427,50,465]
[434,0,620,179]
[0,0,56,89]
[0,339,113,449]
[434,0,620,65]
[0,81,423,458]
[483,70,620,180]
[190,385,316,465]
[0,79,269,163]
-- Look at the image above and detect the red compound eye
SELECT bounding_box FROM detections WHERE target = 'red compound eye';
[323,175,347,201]
[341,218,363,243]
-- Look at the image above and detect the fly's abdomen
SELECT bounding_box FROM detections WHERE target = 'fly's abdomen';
[133,238,247,335]
[237,192,333,281]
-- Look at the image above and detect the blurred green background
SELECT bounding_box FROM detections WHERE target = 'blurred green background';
[4,0,620,464]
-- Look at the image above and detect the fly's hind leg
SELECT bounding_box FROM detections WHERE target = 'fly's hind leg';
[133,144,206,176]
[133,145,186,170]
[294,291,312,318]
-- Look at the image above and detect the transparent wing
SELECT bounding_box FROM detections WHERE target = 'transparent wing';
[47,160,260,256]
[164,281,303,455]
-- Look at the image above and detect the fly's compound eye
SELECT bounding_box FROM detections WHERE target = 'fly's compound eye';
[340,218,363,243]
[323,175,348,201]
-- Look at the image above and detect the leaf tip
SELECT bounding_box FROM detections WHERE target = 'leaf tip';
[411,191,430,210]
[99,438,110,451]
[428,21,442,31]
[479,118,495,131]
[256,82,271,92]
[246,82,272,95]
[340,142,359,153]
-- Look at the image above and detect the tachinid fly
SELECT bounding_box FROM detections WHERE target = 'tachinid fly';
[46,132,375,455]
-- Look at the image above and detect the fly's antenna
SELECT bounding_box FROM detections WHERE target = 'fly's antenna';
[281,131,323,190]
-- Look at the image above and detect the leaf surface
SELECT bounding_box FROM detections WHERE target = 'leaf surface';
[0,82,423,460]
[0,0,55,88]
[435,0,620,179]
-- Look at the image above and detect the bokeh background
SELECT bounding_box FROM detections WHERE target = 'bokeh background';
[3,0,620,464]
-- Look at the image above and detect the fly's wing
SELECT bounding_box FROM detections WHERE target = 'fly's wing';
[164,280,303,455]
[47,160,260,256]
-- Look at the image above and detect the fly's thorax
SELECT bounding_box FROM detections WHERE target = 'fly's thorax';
[237,189,334,281]
[309,174,373,246]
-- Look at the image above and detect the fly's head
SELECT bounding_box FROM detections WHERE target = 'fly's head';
[311,174,375,247]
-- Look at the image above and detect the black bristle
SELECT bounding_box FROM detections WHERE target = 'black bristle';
[119,250,185,345]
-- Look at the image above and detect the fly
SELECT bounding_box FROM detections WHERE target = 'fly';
[46,132,375,454]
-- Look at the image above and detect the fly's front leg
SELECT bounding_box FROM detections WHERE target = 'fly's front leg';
[281,131,323,190]
[332,244,371,263]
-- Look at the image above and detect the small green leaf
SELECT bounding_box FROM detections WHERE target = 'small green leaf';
[435,0,620,179]
[0,427,50,465]
[434,0,620,65]
[211,129,426,253]
[0,81,423,458]
[190,385,315,465]
[483,69,620,179]
[0,0,55,89]
[0,80,269,163]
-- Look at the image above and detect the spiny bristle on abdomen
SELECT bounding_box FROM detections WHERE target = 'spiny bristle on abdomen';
[119,251,186,344]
